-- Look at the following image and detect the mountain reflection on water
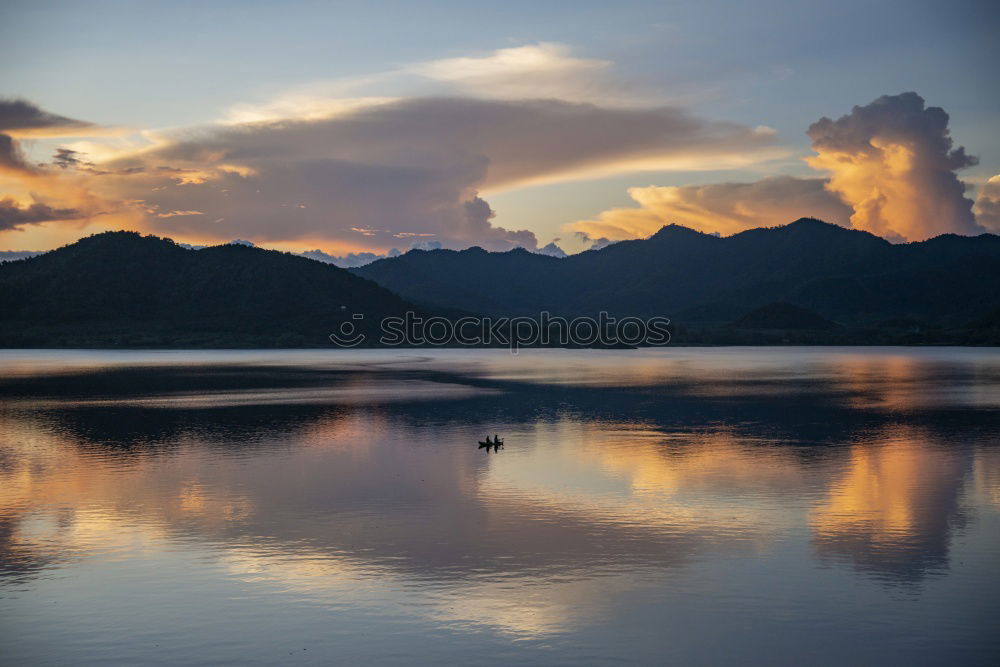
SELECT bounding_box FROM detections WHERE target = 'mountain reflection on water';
[1,348,998,665]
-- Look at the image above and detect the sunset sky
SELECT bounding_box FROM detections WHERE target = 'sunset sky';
[1,0,997,258]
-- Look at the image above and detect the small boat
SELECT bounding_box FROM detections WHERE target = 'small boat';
[478,436,504,451]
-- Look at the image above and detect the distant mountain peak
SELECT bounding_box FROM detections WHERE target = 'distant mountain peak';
[648,224,712,240]
[79,230,148,244]
[787,217,833,227]
[536,241,568,258]
[782,217,878,239]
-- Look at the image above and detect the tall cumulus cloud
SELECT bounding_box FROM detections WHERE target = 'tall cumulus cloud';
[571,92,986,243]
[806,92,980,241]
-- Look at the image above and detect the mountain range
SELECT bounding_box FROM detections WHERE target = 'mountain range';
[0,231,422,347]
[1,219,999,347]
[355,218,1000,328]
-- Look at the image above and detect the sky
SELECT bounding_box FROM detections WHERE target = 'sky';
[1,0,998,258]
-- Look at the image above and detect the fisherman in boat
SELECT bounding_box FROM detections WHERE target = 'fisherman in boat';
[478,435,503,450]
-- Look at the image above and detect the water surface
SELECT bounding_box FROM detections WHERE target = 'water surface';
[1,348,998,665]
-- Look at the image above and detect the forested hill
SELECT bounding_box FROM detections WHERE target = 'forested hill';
[354,218,1000,328]
[0,231,424,347]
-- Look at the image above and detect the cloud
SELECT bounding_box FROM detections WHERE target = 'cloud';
[223,43,640,125]
[224,96,398,126]
[0,100,129,243]
[573,231,616,250]
[806,92,981,241]
[392,231,434,239]
[571,92,985,243]
[405,43,620,104]
[95,96,774,251]
[53,148,90,169]
[974,175,1000,232]
[407,239,443,251]
[569,176,852,240]
[0,99,96,174]
[1,45,779,252]
[156,209,204,218]
[0,99,93,137]
[0,197,84,231]
[0,133,28,173]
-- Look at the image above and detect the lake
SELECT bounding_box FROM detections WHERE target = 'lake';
[1,347,998,665]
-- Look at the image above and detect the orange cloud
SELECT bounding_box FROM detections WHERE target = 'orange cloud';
[570,93,985,243]
[569,176,852,240]
[974,175,1000,232]
[0,100,142,248]
[806,92,981,242]
[10,97,772,253]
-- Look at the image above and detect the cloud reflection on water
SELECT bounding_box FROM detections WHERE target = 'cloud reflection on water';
[0,348,998,648]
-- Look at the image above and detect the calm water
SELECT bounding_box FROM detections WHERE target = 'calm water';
[1,348,998,665]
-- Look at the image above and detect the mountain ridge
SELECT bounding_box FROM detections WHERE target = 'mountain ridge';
[0,231,427,347]
[354,218,1000,326]
[3,221,999,347]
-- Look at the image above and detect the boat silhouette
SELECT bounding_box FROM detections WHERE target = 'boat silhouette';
[478,436,504,452]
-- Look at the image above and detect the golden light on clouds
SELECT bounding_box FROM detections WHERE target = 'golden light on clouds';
[805,92,981,242]
[0,44,782,253]
[570,93,987,243]
[974,174,1000,232]
[0,81,991,253]
[568,176,852,241]
[406,42,617,105]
